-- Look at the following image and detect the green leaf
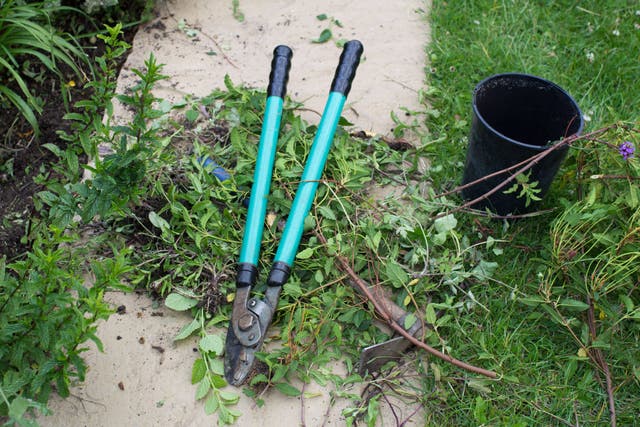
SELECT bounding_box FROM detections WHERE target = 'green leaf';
[192,358,206,384]
[519,296,545,307]
[338,116,353,126]
[165,293,198,311]
[185,108,199,122]
[316,13,328,21]
[471,260,498,279]
[211,374,227,388]
[620,294,634,313]
[149,211,170,232]
[208,357,225,376]
[174,318,200,341]
[385,261,409,288]
[425,303,437,325]
[275,382,302,396]
[8,396,31,420]
[404,313,417,330]
[283,282,303,298]
[317,205,336,220]
[204,394,219,415]
[558,298,590,312]
[42,143,63,157]
[195,378,210,400]
[473,395,488,424]
[540,304,565,325]
[434,214,457,234]
[249,374,269,386]
[312,29,332,44]
[296,247,315,260]
[199,334,224,355]
[218,390,240,404]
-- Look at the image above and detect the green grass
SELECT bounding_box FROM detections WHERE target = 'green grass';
[419,1,640,424]
[425,1,639,174]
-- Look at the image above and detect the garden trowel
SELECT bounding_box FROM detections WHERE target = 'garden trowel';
[349,273,426,375]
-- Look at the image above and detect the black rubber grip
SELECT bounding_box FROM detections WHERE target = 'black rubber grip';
[267,261,291,287]
[267,45,293,98]
[236,263,258,288]
[330,40,364,97]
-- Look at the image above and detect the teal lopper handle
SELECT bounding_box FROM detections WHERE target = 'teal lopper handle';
[236,45,292,288]
[267,40,364,287]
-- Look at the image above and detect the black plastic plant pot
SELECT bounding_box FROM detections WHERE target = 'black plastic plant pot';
[461,73,584,215]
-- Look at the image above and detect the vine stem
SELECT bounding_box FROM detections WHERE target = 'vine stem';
[315,228,498,379]
[432,125,616,218]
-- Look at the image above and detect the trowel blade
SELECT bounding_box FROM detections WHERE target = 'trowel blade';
[358,335,413,375]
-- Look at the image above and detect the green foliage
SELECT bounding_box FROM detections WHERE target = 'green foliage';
[41,24,169,226]
[503,170,542,207]
[0,0,88,134]
[0,228,132,423]
[166,299,241,425]
[312,13,345,46]
[142,78,502,423]
[402,2,640,424]
[523,126,640,423]
[0,23,156,425]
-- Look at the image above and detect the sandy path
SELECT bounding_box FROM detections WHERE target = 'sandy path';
[39,1,429,425]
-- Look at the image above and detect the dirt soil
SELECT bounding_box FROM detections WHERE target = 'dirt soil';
[36,0,431,425]
[0,9,141,259]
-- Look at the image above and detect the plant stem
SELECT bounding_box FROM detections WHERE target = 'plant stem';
[315,228,498,379]
[432,125,615,218]
[586,297,616,427]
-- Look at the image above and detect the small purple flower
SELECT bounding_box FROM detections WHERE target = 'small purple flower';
[619,141,635,160]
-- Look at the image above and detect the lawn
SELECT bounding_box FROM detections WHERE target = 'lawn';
[418,1,640,425]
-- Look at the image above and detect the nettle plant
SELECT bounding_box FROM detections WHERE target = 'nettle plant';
[39,23,171,227]
[0,228,132,425]
[524,124,639,425]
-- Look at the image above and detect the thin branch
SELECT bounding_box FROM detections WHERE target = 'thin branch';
[586,297,616,427]
[431,125,616,218]
[315,228,498,379]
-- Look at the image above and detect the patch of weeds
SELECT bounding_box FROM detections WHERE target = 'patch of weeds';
[522,125,639,425]
[0,227,132,424]
[40,23,170,227]
[133,78,504,423]
[0,23,164,424]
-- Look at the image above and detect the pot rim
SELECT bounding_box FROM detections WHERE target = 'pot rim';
[472,72,584,151]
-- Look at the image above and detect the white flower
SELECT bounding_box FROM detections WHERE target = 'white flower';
[586,52,595,63]
[612,29,620,36]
